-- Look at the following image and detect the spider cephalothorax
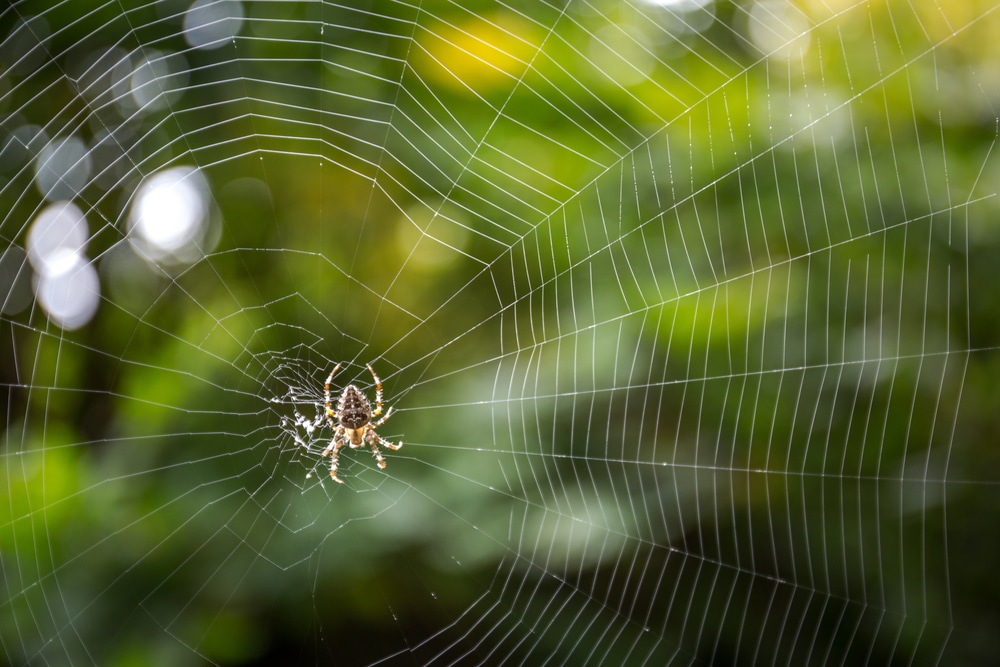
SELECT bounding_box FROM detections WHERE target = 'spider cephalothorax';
[322,363,401,483]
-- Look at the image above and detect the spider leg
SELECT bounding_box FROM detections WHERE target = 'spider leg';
[366,430,402,470]
[370,442,386,469]
[322,425,347,484]
[369,405,394,428]
[324,363,342,427]
[366,363,384,418]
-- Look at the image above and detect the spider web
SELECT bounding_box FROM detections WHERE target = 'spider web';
[2,0,999,665]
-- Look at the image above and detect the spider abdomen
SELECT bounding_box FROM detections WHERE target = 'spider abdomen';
[337,385,372,430]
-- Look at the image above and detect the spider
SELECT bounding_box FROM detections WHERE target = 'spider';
[322,363,401,483]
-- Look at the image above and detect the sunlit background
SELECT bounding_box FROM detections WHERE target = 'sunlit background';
[2,0,1000,665]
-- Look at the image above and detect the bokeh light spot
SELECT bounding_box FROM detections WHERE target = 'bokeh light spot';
[748,0,812,60]
[0,15,51,77]
[27,201,89,278]
[129,166,211,264]
[184,0,245,50]
[32,255,100,331]
[34,136,92,201]
[130,51,188,112]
